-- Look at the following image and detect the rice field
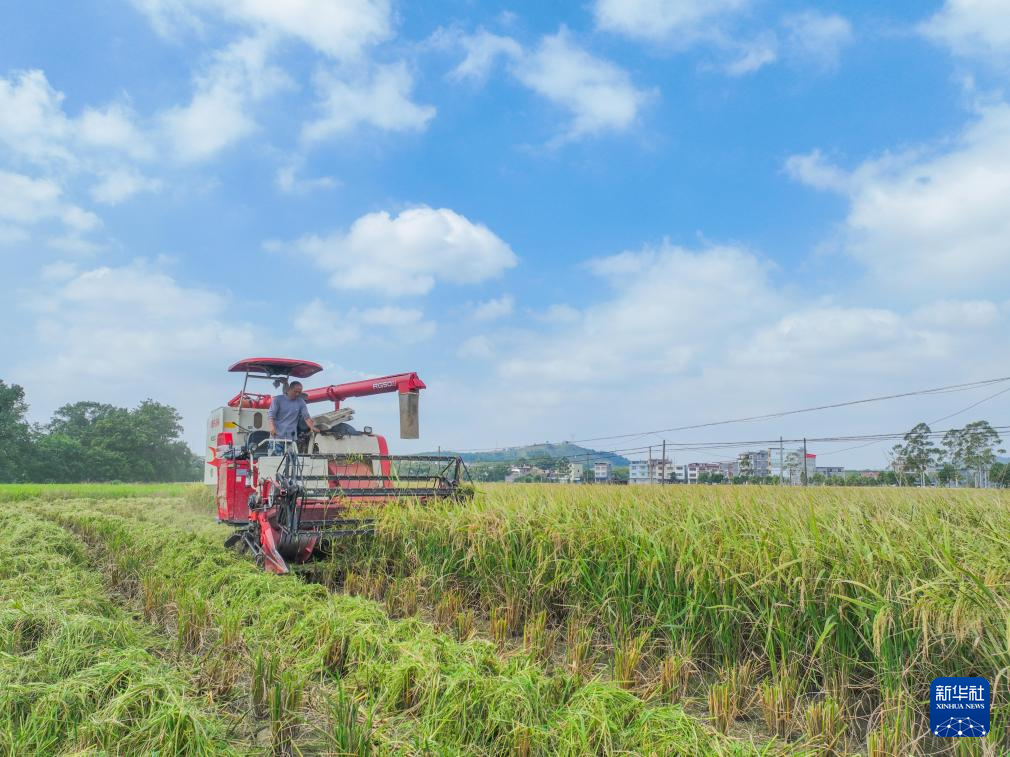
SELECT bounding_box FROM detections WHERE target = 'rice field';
[2,483,1006,755]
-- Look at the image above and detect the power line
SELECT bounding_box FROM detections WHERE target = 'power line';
[455,375,1010,454]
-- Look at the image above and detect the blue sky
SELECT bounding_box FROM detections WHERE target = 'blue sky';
[2,0,1010,467]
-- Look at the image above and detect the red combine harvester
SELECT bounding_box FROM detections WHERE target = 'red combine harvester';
[206,358,469,573]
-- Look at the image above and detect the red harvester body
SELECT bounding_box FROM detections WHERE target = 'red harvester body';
[207,358,468,573]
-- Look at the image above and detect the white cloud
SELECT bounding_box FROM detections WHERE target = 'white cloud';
[302,63,435,143]
[458,335,494,360]
[783,149,851,192]
[274,206,518,297]
[788,103,1010,295]
[0,170,100,236]
[738,307,945,368]
[473,295,514,321]
[77,104,153,159]
[0,70,73,164]
[20,259,255,380]
[446,28,649,141]
[293,298,435,346]
[922,0,1010,63]
[593,0,752,44]
[276,164,337,194]
[90,168,162,205]
[513,29,652,140]
[160,35,290,161]
[450,30,522,81]
[723,35,778,76]
[132,0,392,61]
[499,243,777,384]
[782,11,853,71]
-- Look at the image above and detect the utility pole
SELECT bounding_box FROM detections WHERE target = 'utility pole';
[803,437,808,487]
[661,439,667,485]
[648,445,653,485]
[779,436,784,486]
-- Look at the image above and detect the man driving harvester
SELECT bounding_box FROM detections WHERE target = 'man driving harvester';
[268,381,318,452]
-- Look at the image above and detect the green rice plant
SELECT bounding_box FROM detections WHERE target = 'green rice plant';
[219,605,244,650]
[269,670,306,755]
[0,509,239,755]
[523,609,552,662]
[565,614,595,677]
[33,496,771,756]
[612,630,649,689]
[867,689,917,757]
[802,696,846,755]
[323,632,351,678]
[758,678,796,738]
[175,590,210,653]
[328,685,372,755]
[252,648,279,718]
[433,589,463,630]
[384,576,419,618]
[489,606,510,650]
[454,608,476,641]
[707,681,738,734]
[653,644,696,704]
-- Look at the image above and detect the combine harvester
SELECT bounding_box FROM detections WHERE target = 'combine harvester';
[206,358,469,573]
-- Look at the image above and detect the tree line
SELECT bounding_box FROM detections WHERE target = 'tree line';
[0,380,202,483]
[890,420,1006,487]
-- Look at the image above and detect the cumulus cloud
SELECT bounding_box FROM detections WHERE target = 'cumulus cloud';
[473,295,514,321]
[499,243,778,384]
[271,206,518,297]
[275,164,338,194]
[160,35,291,161]
[89,168,162,205]
[723,35,778,76]
[787,104,1010,296]
[445,27,651,141]
[302,63,435,143]
[593,0,752,44]
[512,29,652,141]
[294,298,435,345]
[131,0,392,61]
[449,29,522,82]
[781,11,853,71]
[921,0,1010,63]
[0,170,100,236]
[20,259,255,380]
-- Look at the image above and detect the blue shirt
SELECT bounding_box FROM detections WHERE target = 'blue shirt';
[269,394,310,439]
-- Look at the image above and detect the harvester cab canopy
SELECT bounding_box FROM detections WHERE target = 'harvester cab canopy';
[228,358,324,379]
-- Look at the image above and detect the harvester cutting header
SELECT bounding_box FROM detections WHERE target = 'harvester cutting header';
[206,358,469,573]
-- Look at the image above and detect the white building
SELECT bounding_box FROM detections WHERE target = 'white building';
[769,448,816,484]
[737,450,771,478]
[593,461,612,482]
[629,459,674,484]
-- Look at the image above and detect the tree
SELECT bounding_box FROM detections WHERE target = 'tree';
[891,422,939,486]
[0,381,32,482]
[943,421,1005,488]
[936,462,959,487]
[989,461,1010,489]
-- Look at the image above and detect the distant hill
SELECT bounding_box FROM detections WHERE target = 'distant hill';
[433,442,630,467]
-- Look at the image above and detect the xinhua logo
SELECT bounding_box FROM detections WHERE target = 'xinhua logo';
[930,677,990,738]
